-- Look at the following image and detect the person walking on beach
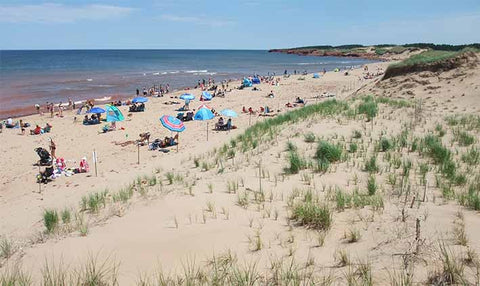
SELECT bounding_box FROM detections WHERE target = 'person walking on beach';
[49,138,56,159]
[50,103,54,118]
[19,120,25,135]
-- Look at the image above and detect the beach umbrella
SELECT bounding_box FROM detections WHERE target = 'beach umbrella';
[201,91,212,101]
[194,108,214,141]
[159,115,185,132]
[179,93,195,101]
[132,97,148,103]
[159,115,185,152]
[87,107,106,114]
[220,109,238,118]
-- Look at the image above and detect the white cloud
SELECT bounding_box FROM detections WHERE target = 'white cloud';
[160,14,235,27]
[0,3,133,23]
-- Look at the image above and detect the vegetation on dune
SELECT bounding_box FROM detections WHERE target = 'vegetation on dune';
[384,48,478,79]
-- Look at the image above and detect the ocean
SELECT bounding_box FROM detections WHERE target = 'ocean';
[0,50,374,118]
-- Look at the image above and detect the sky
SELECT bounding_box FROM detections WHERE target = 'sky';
[1,0,479,50]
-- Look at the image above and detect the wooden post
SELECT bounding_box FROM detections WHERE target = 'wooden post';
[410,195,416,208]
[177,132,179,152]
[259,159,262,192]
[423,180,428,202]
[38,164,41,193]
[206,122,209,141]
[137,144,140,164]
[93,149,98,177]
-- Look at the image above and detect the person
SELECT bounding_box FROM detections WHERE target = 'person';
[49,138,56,159]
[58,102,63,117]
[215,117,224,130]
[268,90,275,98]
[136,88,139,96]
[6,118,14,128]
[83,115,89,124]
[35,104,41,114]
[0,121,3,133]
[226,118,232,130]
[50,103,54,118]
[31,125,42,135]
[20,120,25,135]
[295,97,305,104]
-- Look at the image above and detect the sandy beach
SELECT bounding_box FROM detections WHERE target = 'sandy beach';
[1,52,480,285]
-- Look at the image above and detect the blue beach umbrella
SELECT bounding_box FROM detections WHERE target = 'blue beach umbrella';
[179,93,195,101]
[194,107,214,141]
[201,91,212,101]
[87,107,106,114]
[220,109,238,118]
[132,97,148,103]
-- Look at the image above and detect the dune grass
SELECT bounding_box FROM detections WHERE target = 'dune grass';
[43,209,59,233]
[390,50,459,69]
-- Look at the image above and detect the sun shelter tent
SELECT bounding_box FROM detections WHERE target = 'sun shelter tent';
[252,77,261,84]
[105,104,124,122]
[313,73,320,78]
[243,78,252,87]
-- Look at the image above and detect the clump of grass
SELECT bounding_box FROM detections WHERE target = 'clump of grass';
[0,264,32,285]
[237,192,249,209]
[112,187,134,203]
[285,149,307,174]
[352,130,362,139]
[367,175,377,196]
[349,142,358,153]
[85,191,108,213]
[378,137,393,152]
[44,209,59,233]
[290,201,332,231]
[345,228,361,243]
[435,124,446,137]
[315,141,342,172]
[364,155,379,173]
[0,237,14,259]
[357,96,378,122]
[61,209,71,224]
[461,147,480,165]
[304,132,316,143]
[427,242,466,285]
[166,172,175,184]
[453,212,468,246]
[453,130,475,146]
[459,180,480,210]
[334,249,350,267]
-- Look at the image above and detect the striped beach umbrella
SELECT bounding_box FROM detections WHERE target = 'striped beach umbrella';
[159,115,185,132]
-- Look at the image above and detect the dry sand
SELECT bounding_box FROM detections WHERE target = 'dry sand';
[1,56,480,285]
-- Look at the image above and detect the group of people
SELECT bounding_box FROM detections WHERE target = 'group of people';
[83,114,101,125]
[214,117,233,131]
[129,102,145,112]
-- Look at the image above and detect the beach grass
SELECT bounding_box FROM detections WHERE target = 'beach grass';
[43,209,59,233]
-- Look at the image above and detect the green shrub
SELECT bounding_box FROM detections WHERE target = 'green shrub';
[44,209,59,233]
[378,137,393,152]
[349,143,358,153]
[316,141,342,163]
[453,130,475,146]
[367,175,377,196]
[352,130,362,139]
[290,202,332,230]
[364,155,379,173]
[285,150,307,174]
[304,132,316,143]
[358,97,378,122]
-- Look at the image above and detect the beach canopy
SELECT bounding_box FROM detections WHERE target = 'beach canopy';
[180,93,195,101]
[105,104,124,122]
[201,91,212,101]
[160,115,185,132]
[243,78,252,87]
[87,107,106,114]
[313,73,320,78]
[132,97,148,103]
[220,109,238,118]
[252,77,261,84]
[194,108,214,121]
[197,104,211,110]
